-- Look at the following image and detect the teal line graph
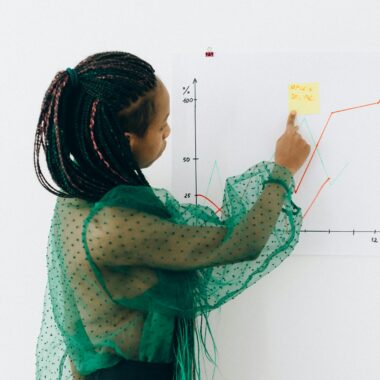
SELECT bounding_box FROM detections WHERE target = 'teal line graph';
[198,160,225,207]
[198,115,351,210]
[299,117,350,187]
[269,116,350,187]
[194,115,353,220]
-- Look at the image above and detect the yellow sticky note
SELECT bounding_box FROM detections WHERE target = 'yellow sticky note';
[288,82,320,115]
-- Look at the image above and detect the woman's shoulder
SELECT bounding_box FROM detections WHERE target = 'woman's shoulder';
[56,195,94,209]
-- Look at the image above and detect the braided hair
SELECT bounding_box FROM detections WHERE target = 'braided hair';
[34,51,159,202]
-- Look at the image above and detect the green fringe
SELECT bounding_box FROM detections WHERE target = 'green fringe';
[173,311,219,380]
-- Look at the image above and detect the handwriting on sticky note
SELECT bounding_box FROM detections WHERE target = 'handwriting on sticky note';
[288,82,320,115]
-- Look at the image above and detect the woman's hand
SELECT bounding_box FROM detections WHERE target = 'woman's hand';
[274,111,311,175]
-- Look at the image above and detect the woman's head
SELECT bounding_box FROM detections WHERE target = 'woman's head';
[34,51,170,202]
[123,77,171,169]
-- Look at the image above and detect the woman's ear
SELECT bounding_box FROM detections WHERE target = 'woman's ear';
[124,132,136,150]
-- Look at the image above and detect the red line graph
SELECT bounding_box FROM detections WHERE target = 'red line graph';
[295,98,380,194]
[196,98,379,220]
[196,193,223,214]
[303,177,331,219]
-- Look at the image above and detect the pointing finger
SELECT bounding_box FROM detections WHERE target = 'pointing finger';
[286,110,297,132]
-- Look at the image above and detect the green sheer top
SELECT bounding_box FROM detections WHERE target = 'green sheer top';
[35,161,302,380]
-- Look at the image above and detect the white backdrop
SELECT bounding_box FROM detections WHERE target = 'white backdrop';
[1,1,380,379]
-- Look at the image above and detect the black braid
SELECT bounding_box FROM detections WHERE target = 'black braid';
[33,51,158,202]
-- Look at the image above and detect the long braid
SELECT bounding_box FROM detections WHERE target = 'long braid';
[34,51,157,202]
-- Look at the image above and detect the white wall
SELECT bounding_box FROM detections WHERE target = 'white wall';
[1,0,380,379]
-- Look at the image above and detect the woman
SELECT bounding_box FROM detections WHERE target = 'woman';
[34,51,310,380]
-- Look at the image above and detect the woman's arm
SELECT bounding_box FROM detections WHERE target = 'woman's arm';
[84,164,292,271]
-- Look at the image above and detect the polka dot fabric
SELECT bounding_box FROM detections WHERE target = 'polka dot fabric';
[35,161,302,380]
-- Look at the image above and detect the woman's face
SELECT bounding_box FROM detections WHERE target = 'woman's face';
[124,78,171,168]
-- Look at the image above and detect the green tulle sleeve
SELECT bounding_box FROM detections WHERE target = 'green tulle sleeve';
[82,160,302,319]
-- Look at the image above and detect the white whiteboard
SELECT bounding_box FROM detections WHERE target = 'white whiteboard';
[171,52,380,256]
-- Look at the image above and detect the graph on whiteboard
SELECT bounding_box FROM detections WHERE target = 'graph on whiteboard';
[170,52,380,256]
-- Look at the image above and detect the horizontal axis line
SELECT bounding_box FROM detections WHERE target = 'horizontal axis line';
[300,229,379,233]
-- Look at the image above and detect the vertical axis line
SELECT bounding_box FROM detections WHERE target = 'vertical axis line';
[194,79,198,206]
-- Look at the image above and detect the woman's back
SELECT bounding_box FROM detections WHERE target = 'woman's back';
[57,197,150,360]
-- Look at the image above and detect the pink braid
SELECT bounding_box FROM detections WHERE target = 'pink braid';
[89,99,129,182]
